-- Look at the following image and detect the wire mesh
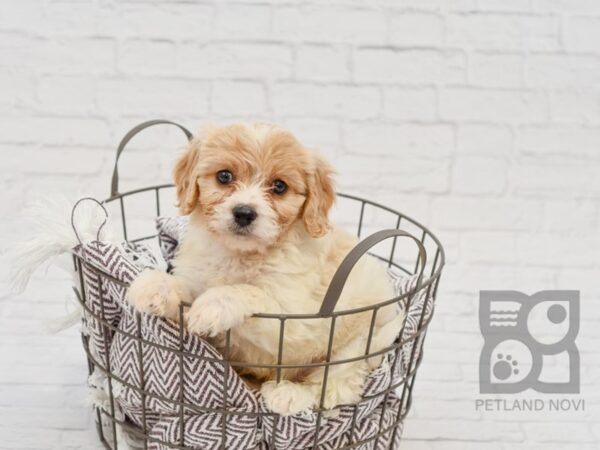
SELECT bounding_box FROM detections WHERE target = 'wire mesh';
[72,185,444,450]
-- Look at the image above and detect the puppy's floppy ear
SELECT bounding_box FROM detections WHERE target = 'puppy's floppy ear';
[302,151,336,237]
[173,140,200,215]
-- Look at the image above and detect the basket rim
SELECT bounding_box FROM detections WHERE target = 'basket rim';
[105,185,445,259]
[88,184,445,319]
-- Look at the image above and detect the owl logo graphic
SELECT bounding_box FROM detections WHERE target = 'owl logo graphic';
[479,290,580,394]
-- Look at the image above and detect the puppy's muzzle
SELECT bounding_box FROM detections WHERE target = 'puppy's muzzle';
[233,205,257,227]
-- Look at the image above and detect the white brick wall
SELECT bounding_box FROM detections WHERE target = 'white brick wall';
[1,0,599,449]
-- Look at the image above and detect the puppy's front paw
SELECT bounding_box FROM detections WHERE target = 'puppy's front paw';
[261,381,316,416]
[127,270,186,319]
[185,287,247,337]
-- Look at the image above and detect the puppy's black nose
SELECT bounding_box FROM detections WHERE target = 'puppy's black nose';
[233,205,257,227]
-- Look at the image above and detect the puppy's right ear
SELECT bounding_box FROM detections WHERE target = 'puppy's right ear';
[173,140,200,215]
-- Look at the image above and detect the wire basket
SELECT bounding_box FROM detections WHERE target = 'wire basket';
[72,121,445,450]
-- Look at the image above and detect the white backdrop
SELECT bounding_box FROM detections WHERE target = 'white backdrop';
[1,1,599,449]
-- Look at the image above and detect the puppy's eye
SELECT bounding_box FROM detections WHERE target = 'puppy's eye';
[272,179,288,195]
[217,170,233,185]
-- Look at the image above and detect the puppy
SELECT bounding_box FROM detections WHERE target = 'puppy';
[127,123,402,415]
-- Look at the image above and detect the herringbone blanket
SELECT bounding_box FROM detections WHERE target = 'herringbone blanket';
[75,218,433,450]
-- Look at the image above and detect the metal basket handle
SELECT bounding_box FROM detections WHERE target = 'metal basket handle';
[71,197,109,246]
[110,120,193,198]
[319,229,427,316]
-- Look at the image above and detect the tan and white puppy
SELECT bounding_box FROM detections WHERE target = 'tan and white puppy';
[127,123,402,415]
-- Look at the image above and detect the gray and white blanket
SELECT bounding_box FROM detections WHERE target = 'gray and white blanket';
[74,217,433,450]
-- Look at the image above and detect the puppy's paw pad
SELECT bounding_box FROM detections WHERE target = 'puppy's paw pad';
[185,303,225,337]
[185,289,245,337]
[261,381,315,416]
[127,270,181,317]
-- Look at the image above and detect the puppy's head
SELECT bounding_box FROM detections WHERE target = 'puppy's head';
[174,123,335,253]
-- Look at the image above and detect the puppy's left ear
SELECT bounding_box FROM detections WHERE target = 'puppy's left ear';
[173,140,200,215]
[302,151,336,237]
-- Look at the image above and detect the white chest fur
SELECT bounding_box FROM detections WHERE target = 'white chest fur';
[172,219,329,315]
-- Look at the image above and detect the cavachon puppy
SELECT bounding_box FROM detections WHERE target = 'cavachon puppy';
[127,122,403,416]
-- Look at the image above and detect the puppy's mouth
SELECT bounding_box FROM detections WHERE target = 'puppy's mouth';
[230,224,254,237]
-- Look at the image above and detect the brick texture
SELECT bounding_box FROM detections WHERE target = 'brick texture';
[1,1,599,449]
